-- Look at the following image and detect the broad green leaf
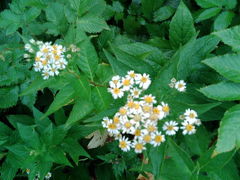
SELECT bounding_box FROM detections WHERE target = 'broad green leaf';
[0,160,18,180]
[77,40,98,80]
[91,86,112,112]
[141,0,164,19]
[44,85,75,118]
[49,147,71,166]
[203,54,240,83]
[17,123,40,149]
[195,7,221,22]
[0,86,19,108]
[66,99,94,125]
[169,1,196,48]
[77,15,109,33]
[214,11,234,31]
[213,25,240,52]
[154,6,175,22]
[7,115,34,128]
[103,49,130,76]
[222,0,237,9]
[200,81,240,101]
[96,64,114,84]
[215,104,240,153]
[195,0,223,8]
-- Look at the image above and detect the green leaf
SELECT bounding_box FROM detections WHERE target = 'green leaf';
[203,54,240,83]
[77,15,109,33]
[195,7,221,22]
[77,40,98,80]
[91,86,112,112]
[141,0,164,19]
[213,25,240,52]
[215,104,240,153]
[154,6,175,22]
[49,147,71,166]
[169,1,196,48]
[7,115,34,128]
[44,85,75,118]
[195,0,223,8]
[200,81,240,101]
[66,99,93,126]
[0,86,19,108]
[214,11,234,31]
[17,123,40,149]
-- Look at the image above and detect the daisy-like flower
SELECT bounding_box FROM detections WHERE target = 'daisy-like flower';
[42,69,50,80]
[24,43,32,51]
[45,172,52,180]
[106,119,119,135]
[121,77,133,91]
[141,94,157,105]
[163,121,179,136]
[181,120,196,135]
[184,109,198,124]
[132,140,146,153]
[144,122,157,134]
[141,130,152,143]
[151,131,165,147]
[136,73,151,90]
[126,70,139,80]
[152,105,165,120]
[161,102,170,117]
[175,80,186,92]
[108,84,124,99]
[109,75,121,87]
[118,137,131,152]
[130,88,142,99]
[102,117,110,128]
[121,119,136,134]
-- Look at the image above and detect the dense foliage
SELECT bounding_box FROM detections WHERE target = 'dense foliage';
[0,0,240,179]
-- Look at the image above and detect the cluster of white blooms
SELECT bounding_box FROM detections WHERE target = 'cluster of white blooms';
[24,39,71,80]
[26,169,51,180]
[102,71,202,153]
[169,78,186,92]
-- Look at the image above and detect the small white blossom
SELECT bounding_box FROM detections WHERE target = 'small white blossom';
[184,109,198,124]
[151,131,165,147]
[163,121,179,135]
[118,137,131,152]
[175,80,186,92]
[181,120,196,135]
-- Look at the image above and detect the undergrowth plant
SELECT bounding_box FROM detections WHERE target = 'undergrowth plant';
[0,0,239,179]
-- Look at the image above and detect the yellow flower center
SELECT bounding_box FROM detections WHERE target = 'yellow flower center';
[123,79,130,86]
[130,73,135,78]
[154,135,163,143]
[167,125,174,131]
[124,122,132,129]
[108,123,117,130]
[35,57,40,62]
[119,141,127,148]
[134,103,140,109]
[134,114,142,122]
[134,90,139,96]
[162,105,170,113]
[189,113,195,119]
[42,59,48,65]
[186,124,194,131]
[42,48,48,53]
[113,80,118,84]
[127,101,135,108]
[143,105,152,113]
[153,107,160,114]
[149,114,158,121]
[113,88,120,94]
[55,55,60,60]
[119,108,127,115]
[134,129,141,136]
[113,116,120,124]
[147,125,156,132]
[178,84,184,88]
[141,77,148,83]
[143,135,151,142]
[144,96,153,103]
[135,143,143,151]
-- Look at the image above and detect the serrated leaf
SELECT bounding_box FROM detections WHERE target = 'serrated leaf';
[195,7,221,22]
[77,15,109,33]
[169,1,196,48]
[0,86,19,109]
[215,104,240,153]
[213,25,240,52]
[77,40,98,80]
[203,54,240,83]
[200,81,240,101]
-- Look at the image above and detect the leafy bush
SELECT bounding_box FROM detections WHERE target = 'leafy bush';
[0,0,239,179]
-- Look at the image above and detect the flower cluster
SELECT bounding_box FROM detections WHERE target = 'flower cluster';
[102,71,201,153]
[24,39,70,80]
[169,78,186,92]
[26,169,51,180]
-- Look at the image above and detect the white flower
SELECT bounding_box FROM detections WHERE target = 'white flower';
[152,105,165,120]
[109,75,121,87]
[102,117,110,128]
[144,122,157,134]
[106,119,119,135]
[130,88,142,98]
[181,120,196,135]
[108,84,124,99]
[141,94,156,105]
[132,140,146,153]
[45,172,52,179]
[33,62,42,72]
[24,43,31,51]
[140,130,152,143]
[121,119,135,134]
[42,69,50,80]
[24,54,30,58]
[118,137,131,152]
[184,109,198,124]
[175,80,186,92]
[161,102,170,117]
[136,73,151,90]
[150,131,165,147]
[163,121,179,136]
[121,77,134,91]
[126,70,139,80]
[29,39,36,44]
[195,119,201,126]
